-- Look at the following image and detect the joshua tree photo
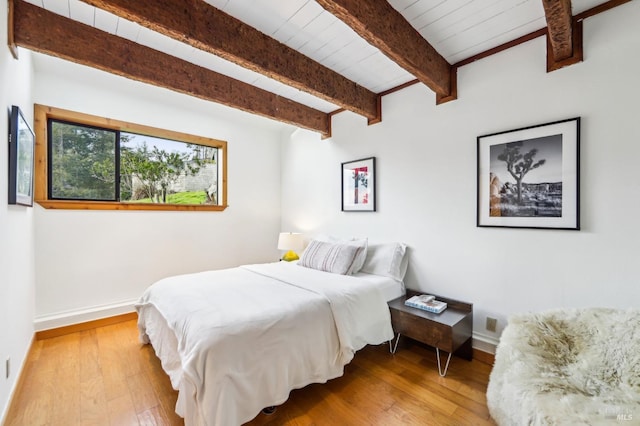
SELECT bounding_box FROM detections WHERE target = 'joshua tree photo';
[496,141,546,204]
[489,135,563,218]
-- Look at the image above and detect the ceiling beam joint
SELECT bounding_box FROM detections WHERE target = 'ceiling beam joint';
[315,0,453,102]
[542,0,583,71]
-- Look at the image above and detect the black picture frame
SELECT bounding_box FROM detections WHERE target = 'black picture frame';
[477,117,580,230]
[8,105,35,206]
[342,157,376,212]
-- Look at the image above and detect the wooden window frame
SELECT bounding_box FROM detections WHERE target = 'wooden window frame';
[34,104,228,211]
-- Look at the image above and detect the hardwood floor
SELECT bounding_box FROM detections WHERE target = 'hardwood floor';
[4,320,496,425]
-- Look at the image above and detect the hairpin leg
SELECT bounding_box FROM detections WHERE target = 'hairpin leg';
[436,348,453,377]
[389,333,401,354]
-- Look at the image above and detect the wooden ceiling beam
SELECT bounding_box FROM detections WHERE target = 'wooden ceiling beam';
[315,0,453,103]
[542,0,574,61]
[542,0,583,71]
[79,0,379,122]
[11,0,331,137]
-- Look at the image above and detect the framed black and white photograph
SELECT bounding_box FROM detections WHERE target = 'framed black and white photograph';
[8,105,35,206]
[477,117,580,230]
[342,157,375,212]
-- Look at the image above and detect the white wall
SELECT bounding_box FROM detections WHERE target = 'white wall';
[0,4,36,422]
[281,3,640,350]
[0,7,636,421]
[32,55,288,329]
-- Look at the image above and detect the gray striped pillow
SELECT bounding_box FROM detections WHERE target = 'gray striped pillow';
[298,240,363,275]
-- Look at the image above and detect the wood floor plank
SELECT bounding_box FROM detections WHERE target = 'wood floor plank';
[127,372,159,414]
[98,334,131,401]
[353,352,460,416]
[51,365,81,424]
[137,404,173,426]
[80,329,101,379]
[145,361,183,425]
[5,319,496,426]
[115,321,148,377]
[368,342,492,419]
[80,375,109,425]
[4,343,46,425]
[46,334,82,424]
[107,394,139,426]
[10,389,51,426]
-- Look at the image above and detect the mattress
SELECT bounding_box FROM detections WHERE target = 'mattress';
[353,271,406,302]
[136,261,400,425]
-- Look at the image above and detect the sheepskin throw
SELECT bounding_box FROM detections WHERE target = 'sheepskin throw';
[487,308,640,425]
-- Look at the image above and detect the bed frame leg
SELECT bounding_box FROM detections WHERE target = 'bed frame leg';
[262,406,277,415]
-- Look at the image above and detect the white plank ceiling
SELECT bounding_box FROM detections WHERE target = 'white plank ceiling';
[26,0,611,114]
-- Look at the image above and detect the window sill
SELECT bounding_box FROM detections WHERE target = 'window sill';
[35,199,228,212]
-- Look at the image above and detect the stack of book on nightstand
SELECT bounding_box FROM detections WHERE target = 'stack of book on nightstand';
[405,294,447,313]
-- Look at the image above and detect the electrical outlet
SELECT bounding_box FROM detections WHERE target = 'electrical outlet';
[486,317,497,332]
[5,358,9,379]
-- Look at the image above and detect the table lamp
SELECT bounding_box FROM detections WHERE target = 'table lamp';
[278,232,303,261]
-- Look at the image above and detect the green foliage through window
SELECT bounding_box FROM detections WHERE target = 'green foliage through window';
[48,120,219,205]
[50,121,116,200]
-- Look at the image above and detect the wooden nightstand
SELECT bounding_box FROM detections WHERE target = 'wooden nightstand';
[388,290,473,376]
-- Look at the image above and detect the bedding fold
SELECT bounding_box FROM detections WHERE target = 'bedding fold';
[242,262,394,364]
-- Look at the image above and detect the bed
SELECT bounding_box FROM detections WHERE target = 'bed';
[136,240,407,426]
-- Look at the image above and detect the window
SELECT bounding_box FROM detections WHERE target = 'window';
[35,104,227,211]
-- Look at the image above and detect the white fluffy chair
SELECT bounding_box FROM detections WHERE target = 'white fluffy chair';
[487,308,640,425]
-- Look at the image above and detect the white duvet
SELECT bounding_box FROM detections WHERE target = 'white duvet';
[136,261,395,426]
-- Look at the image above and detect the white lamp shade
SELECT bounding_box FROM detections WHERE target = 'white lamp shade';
[277,232,303,251]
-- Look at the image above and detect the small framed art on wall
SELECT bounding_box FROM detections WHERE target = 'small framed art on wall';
[342,157,376,212]
[8,105,35,206]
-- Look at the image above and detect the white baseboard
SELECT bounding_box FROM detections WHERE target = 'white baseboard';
[34,299,138,331]
[472,332,500,355]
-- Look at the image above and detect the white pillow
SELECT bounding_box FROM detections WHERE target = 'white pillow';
[361,242,409,281]
[298,240,364,275]
[314,234,368,275]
